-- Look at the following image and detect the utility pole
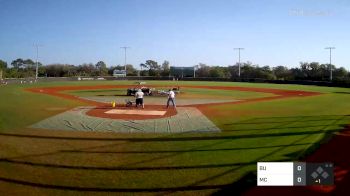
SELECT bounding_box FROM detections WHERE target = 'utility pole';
[120,46,130,76]
[325,47,335,81]
[34,44,43,80]
[234,48,244,78]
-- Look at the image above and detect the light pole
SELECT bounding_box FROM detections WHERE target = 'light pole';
[34,44,43,80]
[325,47,335,81]
[193,65,198,78]
[234,48,244,77]
[120,46,130,76]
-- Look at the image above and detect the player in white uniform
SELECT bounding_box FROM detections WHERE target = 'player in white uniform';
[135,89,144,108]
[167,89,176,108]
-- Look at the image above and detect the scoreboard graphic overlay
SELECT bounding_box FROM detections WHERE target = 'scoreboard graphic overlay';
[257,162,334,186]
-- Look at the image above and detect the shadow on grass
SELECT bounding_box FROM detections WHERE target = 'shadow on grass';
[0,115,349,193]
[225,115,349,125]
[0,176,254,192]
[0,129,344,142]
[333,91,350,95]
[61,143,312,154]
[209,131,337,195]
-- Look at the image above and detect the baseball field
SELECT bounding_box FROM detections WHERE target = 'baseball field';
[0,80,350,195]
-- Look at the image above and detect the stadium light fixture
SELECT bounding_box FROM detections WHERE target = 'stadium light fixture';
[325,47,335,81]
[33,44,43,80]
[234,48,244,78]
[120,46,130,75]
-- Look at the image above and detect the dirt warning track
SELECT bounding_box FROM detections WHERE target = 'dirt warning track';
[26,85,321,108]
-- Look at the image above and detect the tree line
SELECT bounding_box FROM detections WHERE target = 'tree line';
[0,58,171,78]
[195,62,349,81]
[0,58,349,82]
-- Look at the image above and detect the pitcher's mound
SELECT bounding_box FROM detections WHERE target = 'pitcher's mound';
[105,109,166,116]
[86,105,177,120]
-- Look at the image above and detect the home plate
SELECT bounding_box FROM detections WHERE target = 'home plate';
[105,109,166,116]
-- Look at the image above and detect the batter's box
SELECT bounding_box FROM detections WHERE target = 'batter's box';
[30,106,221,133]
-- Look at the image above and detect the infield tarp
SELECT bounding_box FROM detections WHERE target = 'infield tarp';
[30,106,220,133]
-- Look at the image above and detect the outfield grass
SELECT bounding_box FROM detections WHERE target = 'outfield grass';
[0,80,350,195]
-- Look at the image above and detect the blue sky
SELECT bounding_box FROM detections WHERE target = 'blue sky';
[0,0,349,69]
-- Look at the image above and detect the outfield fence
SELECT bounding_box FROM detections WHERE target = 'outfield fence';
[3,76,350,88]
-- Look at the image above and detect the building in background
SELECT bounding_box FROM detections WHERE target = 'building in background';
[170,66,195,78]
[113,69,126,77]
